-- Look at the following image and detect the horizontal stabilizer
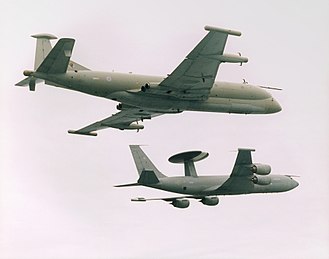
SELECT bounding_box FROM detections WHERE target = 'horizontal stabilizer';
[15,77,42,87]
[114,183,140,188]
[15,76,43,91]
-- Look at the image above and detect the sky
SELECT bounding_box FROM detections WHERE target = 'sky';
[1,0,329,258]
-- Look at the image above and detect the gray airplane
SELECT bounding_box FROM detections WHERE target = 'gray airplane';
[16,26,281,136]
[116,145,299,208]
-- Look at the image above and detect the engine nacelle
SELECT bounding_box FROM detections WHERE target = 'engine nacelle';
[251,163,271,175]
[116,103,135,111]
[172,199,190,208]
[141,82,159,92]
[252,175,272,185]
[201,196,219,206]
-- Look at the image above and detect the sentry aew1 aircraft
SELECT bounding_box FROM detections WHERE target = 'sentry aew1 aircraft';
[116,146,298,208]
[16,26,281,136]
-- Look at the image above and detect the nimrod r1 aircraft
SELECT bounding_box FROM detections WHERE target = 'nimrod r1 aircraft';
[116,146,298,208]
[16,26,281,136]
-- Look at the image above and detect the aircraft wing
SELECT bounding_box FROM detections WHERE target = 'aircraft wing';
[131,195,205,202]
[68,108,162,136]
[146,26,245,100]
[216,148,255,193]
[228,148,255,177]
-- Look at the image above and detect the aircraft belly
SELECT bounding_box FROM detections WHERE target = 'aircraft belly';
[110,91,267,114]
[187,98,266,114]
[210,82,271,100]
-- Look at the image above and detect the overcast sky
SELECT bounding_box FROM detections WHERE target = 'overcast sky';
[1,1,329,258]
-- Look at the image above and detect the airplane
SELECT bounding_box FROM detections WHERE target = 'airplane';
[16,26,282,136]
[115,145,299,208]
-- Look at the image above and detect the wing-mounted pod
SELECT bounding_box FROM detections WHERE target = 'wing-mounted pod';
[204,25,248,66]
[168,151,209,177]
[217,53,248,65]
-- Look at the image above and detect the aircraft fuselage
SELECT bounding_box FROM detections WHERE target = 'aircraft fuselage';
[143,174,298,196]
[34,71,282,115]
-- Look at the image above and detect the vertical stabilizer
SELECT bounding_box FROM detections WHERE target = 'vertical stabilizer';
[31,33,57,70]
[129,145,166,178]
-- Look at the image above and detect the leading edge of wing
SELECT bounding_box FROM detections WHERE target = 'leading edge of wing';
[68,108,163,136]
[154,25,243,101]
[216,148,255,193]
[229,148,255,177]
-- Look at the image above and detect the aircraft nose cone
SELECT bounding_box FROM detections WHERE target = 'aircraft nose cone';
[287,177,299,190]
[266,98,282,113]
[291,179,299,189]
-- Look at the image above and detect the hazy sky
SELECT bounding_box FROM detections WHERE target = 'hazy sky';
[1,1,329,258]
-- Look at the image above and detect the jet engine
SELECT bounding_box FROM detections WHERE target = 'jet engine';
[251,175,271,185]
[116,103,135,111]
[141,82,159,92]
[251,163,271,175]
[141,83,150,92]
[172,199,190,208]
[201,196,219,206]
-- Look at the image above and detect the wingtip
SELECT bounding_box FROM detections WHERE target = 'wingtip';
[204,25,242,36]
[131,197,146,202]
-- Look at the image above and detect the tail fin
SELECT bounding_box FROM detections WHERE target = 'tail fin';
[15,33,57,90]
[15,33,88,90]
[36,38,75,74]
[129,145,166,178]
[31,33,57,70]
